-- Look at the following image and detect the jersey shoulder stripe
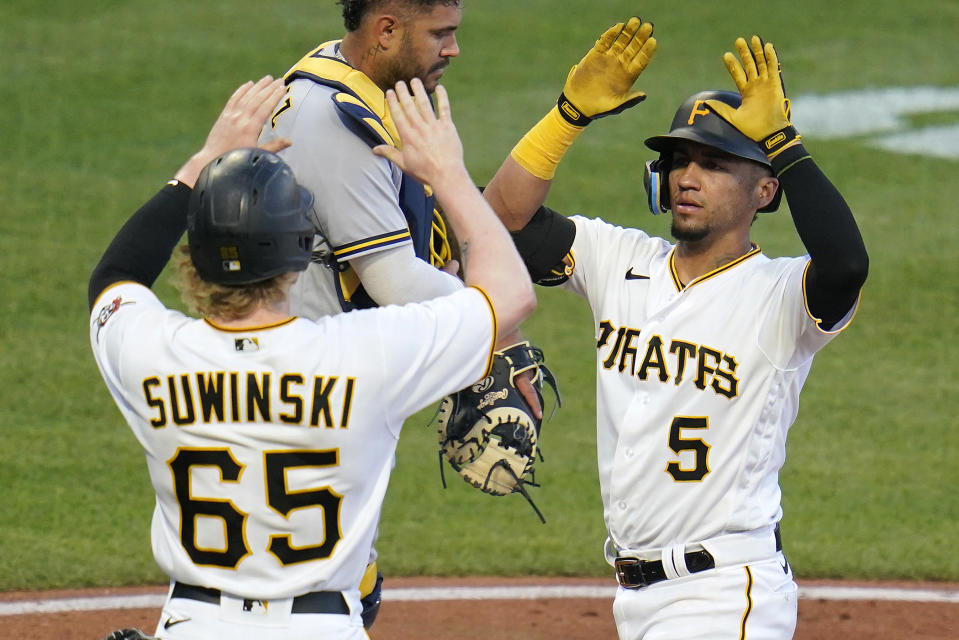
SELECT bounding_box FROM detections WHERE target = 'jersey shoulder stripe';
[332,93,396,148]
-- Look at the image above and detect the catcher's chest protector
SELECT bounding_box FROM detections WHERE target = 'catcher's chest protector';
[285,48,445,291]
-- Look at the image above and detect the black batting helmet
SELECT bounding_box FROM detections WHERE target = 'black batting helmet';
[188,148,314,285]
[642,90,782,214]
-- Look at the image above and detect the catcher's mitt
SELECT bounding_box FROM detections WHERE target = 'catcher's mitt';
[435,341,559,522]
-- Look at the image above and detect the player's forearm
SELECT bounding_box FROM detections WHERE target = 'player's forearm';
[484,105,587,231]
[432,167,536,336]
[483,155,553,232]
[772,144,869,324]
[88,181,190,310]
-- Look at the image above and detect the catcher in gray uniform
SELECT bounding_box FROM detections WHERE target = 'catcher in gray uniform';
[261,0,466,319]
[259,0,556,625]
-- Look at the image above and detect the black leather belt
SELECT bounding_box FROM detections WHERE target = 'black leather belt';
[615,549,715,589]
[615,524,783,590]
[171,582,349,615]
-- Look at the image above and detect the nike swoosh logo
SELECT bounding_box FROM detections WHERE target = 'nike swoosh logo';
[625,268,650,280]
[164,617,192,630]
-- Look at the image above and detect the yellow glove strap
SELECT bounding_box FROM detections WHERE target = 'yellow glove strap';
[510,106,585,180]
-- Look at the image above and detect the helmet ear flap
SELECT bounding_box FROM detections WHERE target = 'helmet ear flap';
[644,157,669,214]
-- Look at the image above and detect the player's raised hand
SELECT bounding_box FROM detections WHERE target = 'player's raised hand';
[705,36,800,157]
[373,78,467,189]
[557,16,658,126]
[175,76,291,186]
[202,76,291,157]
[378,78,534,339]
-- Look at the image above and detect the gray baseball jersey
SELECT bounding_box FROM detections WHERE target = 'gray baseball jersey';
[261,42,456,320]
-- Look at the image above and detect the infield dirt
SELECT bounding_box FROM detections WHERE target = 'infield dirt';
[2,576,957,639]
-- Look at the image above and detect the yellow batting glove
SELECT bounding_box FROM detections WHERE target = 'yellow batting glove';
[705,35,801,158]
[557,17,658,126]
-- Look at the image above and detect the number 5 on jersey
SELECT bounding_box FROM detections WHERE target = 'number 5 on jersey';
[665,416,710,482]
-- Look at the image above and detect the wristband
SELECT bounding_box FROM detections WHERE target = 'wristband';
[557,92,592,126]
[510,106,586,180]
[762,125,802,160]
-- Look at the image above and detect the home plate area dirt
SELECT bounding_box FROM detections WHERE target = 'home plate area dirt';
[2,576,957,639]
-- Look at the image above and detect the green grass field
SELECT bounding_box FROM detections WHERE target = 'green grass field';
[2,0,957,590]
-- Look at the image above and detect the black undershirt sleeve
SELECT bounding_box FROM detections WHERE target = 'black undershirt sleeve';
[509,205,576,285]
[770,144,869,330]
[87,181,192,310]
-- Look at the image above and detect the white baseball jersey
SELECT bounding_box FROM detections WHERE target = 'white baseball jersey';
[563,216,857,556]
[89,281,494,600]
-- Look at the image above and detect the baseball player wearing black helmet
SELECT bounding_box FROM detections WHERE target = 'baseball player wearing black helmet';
[483,20,868,640]
[89,76,535,640]
[186,148,315,286]
[644,90,784,215]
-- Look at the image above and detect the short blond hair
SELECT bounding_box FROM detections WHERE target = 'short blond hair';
[172,245,296,321]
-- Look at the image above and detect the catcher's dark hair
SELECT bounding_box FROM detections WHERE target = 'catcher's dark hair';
[338,0,461,31]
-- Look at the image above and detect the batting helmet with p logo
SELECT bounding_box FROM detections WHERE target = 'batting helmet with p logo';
[642,90,783,215]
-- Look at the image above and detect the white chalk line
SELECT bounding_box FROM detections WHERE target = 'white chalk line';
[2,584,957,616]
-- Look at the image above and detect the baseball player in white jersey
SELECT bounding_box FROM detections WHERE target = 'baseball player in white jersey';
[483,19,868,639]
[89,76,534,640]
